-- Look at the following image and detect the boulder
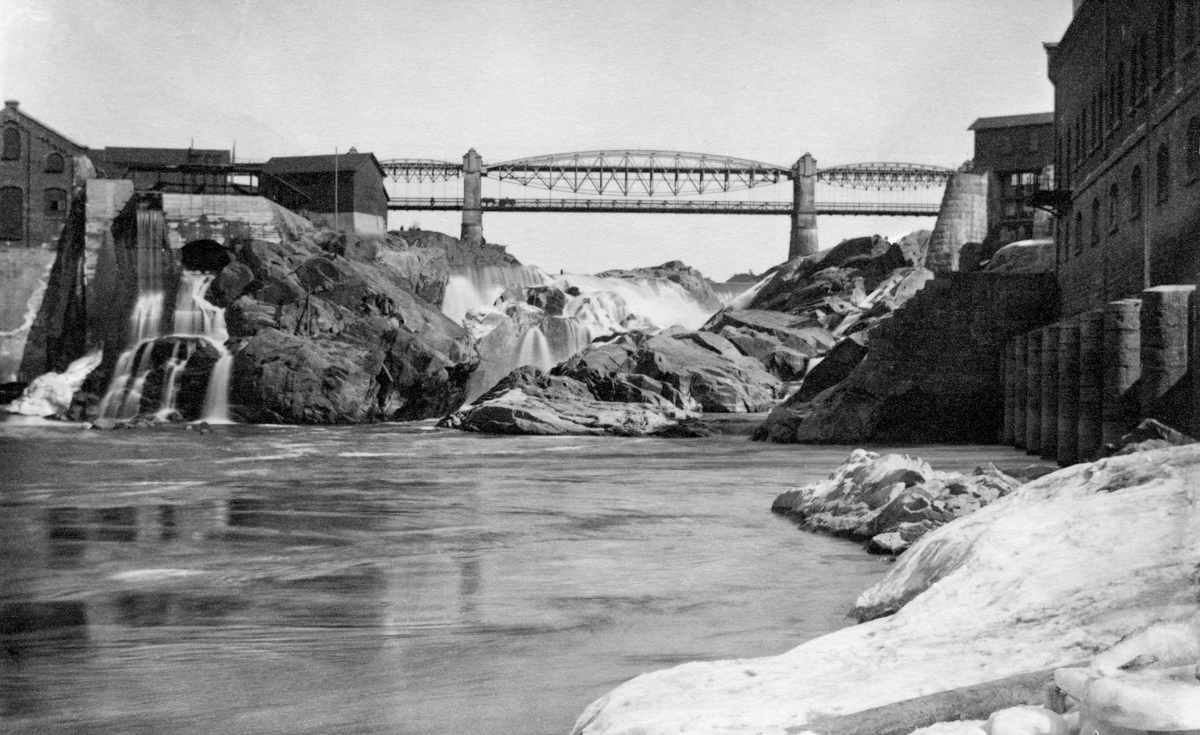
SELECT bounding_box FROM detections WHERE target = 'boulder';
[1098,418,1197,457]
[445,366,698,436]
[555,331,783,413]
[221,229,478,423]
[4,350,101,417]
[771,449,1021,553]
[793,333,869,403]
[983,239,1055,274]
[394,227,521,267]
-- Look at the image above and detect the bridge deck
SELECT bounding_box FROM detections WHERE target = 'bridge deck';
[387,197,939,216]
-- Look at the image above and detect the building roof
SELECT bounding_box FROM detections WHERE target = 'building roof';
[92,147,231,166]
[263,152,385,178]
[968,112,1055,131]
[2,100,87,151]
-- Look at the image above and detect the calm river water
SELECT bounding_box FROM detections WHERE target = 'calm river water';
[0,421,1030,735]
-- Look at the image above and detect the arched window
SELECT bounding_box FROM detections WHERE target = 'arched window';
[1156,143,1171,203]
[1131,165,1144,219]
[1109,182,1120,231]
[1,125,19,160]
[44,152,64,173]
[1074,210,1084,255]
[43,188,67,217]
[1187,117,1200,177]
[0,187,22,240]
[1091,198,1101,245]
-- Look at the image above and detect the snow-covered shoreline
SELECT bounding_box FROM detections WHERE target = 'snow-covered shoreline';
[571,444,1200,735]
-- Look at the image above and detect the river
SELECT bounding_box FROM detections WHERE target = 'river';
[0,421,1031,735]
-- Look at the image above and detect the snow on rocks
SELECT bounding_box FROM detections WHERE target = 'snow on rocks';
[984,706,1068,735]
[570,443,1200,735]
[771,449,1021,554]
[3,349,100,417]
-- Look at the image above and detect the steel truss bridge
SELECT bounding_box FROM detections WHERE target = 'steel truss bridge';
[386,197,940,217]
[380,149,955,256]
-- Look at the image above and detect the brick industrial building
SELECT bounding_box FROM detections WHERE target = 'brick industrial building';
[1048,0,1200,316]
[0,100,87,248]
[968,112,1055,249]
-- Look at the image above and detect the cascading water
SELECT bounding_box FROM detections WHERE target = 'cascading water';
[99,270,234,423]
[444,264,725,397]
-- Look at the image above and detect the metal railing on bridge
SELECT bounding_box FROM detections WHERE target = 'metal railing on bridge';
[387,197,940,217]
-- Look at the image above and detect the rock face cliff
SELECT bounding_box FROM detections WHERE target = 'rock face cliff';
[215,229,478,423]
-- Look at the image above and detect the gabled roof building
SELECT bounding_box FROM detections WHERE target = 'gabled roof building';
[261,151,389,240]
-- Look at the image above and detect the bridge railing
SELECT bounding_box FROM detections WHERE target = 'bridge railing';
[387,197,940,216]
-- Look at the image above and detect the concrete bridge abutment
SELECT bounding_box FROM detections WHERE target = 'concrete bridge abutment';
[460,148,483,245]
[789,154,818,260]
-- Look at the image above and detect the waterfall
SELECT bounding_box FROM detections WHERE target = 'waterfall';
[446,264,724,402]
[99,270,234,423]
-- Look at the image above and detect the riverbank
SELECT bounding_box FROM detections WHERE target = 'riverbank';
[570,442,1200,734]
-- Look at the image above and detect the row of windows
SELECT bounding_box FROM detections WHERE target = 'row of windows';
[0,187,68,239]
[2,125,67,171]
[1061,1,1200,177]
[1066,126,1200,257]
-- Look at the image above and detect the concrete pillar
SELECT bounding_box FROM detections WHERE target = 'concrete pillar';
[1025,330,1043,454]
[1102,299,1142,446]
[1138,285,1194,428]
[1057,317,1081,466]
[1040,325,1059,461]
[1002,338,1016,445]
[789,153,818,260]
[461,148,483,245]
[1077,309,1104,460]
[1013,334,1027,448]
[927,172,988,273]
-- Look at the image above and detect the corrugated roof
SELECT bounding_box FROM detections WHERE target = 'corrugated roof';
[264,152,385,177]
[968,112,1054,131]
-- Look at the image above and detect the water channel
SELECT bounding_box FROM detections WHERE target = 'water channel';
[0,421,1030,734]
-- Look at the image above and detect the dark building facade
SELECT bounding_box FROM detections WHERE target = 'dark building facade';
[0,100,87,248]
[968,112,1056,248]
[261,151,389,239]
[90,147,232,193]
[1048,0,1200,316]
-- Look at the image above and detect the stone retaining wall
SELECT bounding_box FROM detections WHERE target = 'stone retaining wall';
[1005,284,1198,464]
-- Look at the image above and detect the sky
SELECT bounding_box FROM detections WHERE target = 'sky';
[0,0,1074,280]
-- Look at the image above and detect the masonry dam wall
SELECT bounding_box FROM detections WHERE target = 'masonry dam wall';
[1003,285,1200,464]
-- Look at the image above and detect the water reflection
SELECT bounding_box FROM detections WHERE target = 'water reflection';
[0,423,1032,735]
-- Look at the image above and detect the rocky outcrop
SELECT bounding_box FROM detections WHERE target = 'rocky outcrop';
[446,330,783,435]
[555,331,783,413]
[212,229,478,424]
[597,260,722,310]
[771,449,1022,554]
[393,227,521,268]
[444,365,701,436]
[706,234,935,384]
[571,443,1200,735]
[758,272,1059,444]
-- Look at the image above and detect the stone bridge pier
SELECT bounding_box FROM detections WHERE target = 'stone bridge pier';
[460,148,484,245]
[789,153,818,259]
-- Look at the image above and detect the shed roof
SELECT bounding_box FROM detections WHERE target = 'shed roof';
[93,147,231,166]
[264,152,385,178]
[968,112,1054,131]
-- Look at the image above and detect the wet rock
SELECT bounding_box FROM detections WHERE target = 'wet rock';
[794,333,869,403]
[772,449,1021,553]
[556,331,783,413]
[597,260,722,310]
[222,230,478,423]
[395,227,521,267]
[446,366,698,436]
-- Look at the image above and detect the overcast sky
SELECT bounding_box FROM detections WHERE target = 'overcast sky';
[1,0,1074,279]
